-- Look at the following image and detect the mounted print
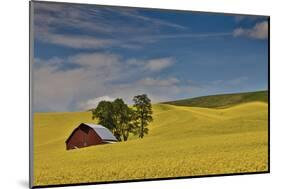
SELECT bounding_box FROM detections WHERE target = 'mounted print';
[29,0,269,188]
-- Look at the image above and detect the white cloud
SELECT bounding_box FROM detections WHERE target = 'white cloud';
[233,21,268,39]
[34,3,124,34]
[38,33,117,49]
[138,77,179,87]
[33,52,179,111]
[145,58,174,72]
[34,3,233,50]
[34,52,250,112]
[33,3,188,49]
[79,96,115,110]
[35,3,187,35]
[33,52,122,111]
[69,53,119,67]
[126,57,175,73]
[116,8,187,30]
[233,15,261,23]
[33,63,88,112]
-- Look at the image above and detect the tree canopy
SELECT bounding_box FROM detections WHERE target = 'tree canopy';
[92,94,153,141]
[133,94,153,138]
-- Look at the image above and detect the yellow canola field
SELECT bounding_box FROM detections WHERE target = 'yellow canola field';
[33,102,268,186]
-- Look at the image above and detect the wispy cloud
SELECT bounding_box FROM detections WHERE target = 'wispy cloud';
[32,2,268,112]
[36,30,232,49]
[115,8,188,30]
[34,3,187,46]
[38,33,117,49]
[33,51,256,111]
[190,76,250,92]
[79,96,115,110]
[138,77,179,87]
[233,21,268,39]
[33,52,181,111]
[144,58,175,72]
[150,32,232,39]
[233,15,260,23]
[127,57,175,72]
[34,2,231,49]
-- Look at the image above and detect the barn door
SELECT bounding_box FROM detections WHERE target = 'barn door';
[83,135,87,146]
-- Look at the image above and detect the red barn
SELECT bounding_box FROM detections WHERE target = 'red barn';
[65,123,117,150]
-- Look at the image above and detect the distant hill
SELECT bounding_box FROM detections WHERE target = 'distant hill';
[163,90,268,108]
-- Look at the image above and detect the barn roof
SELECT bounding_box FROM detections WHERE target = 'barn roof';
[65,123,118,144]
[83,123,117,141]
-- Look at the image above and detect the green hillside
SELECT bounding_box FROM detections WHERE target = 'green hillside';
[163,90,268,108]
[33,101,268,186]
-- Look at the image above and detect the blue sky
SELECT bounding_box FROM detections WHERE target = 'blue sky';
[33,2,268,112]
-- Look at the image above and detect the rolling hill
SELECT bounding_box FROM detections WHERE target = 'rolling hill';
[163,90,268,108]
[32,92,269,187]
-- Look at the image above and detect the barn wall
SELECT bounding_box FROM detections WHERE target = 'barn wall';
[66,128,103,150]
[88,129,104,146]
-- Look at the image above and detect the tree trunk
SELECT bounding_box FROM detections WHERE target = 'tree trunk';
[140,112,144,138]
[122,127,128,141]
[123,133,128,141]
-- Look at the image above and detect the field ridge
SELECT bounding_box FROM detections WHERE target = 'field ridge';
[163,90,268,108]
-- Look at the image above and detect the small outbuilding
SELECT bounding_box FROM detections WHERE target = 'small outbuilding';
[65,123,117,150]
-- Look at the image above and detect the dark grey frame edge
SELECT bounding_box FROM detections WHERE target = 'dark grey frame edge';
[29,1,34,188]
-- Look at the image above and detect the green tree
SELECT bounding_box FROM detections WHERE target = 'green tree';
[133,94,153,138]
[92,99,135,141]
[92,101,121,141]
[121,109,135,141]
[92,101,114,129]
[112,98,134,141]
